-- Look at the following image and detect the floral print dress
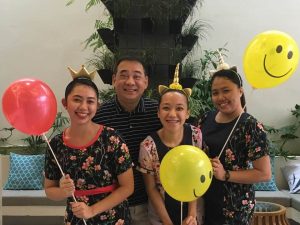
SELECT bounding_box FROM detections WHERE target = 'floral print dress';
[200,111,269,225]
[44,126,132,225]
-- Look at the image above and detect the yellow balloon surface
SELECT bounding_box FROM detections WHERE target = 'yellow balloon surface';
[160,145,212,202]
[243,30,299,89]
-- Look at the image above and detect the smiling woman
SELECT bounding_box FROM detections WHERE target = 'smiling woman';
[243,30,299,89]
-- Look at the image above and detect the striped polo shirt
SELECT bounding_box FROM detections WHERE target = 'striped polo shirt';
[93,96,161,206]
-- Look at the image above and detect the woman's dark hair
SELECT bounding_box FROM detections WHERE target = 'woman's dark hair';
[158,89,190,109]
[210,67,246,111]
[113,56,148,75]
[65,77,99,100]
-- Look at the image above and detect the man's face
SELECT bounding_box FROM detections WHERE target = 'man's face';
[112,60,148,108]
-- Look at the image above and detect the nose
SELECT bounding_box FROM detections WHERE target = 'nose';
[168,108,177,117]
[216,93,225,101]
[124,75,135,85]
[79,101,88,109]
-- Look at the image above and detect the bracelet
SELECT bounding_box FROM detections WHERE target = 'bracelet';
[225,170,230,182]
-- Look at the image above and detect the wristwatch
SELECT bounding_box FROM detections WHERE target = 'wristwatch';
[225,170,230,182]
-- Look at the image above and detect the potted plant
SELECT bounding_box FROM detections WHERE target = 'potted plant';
[87,48,116,85]
[265,104,300,159]
[0,112,69,155]
[0,127,14,145]
[188,48,228,124]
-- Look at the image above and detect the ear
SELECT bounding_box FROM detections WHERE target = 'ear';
[61,98,67,109]
[97,101,101,109]
[240,87,244,97]
[112,74,117,86]
[144,75,149,89]
[187,109,190,119]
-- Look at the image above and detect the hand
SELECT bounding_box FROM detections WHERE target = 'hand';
[211,157,226,181]
[182,216,197,225]
[59,174,75,197]
[115,219,125,225]
[70,202,94,219]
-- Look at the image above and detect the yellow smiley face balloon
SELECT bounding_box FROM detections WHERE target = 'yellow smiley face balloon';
[160,145,212,202]
[243,30,299,89]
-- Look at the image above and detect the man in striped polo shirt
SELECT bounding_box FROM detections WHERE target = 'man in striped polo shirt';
[93,56,161,225]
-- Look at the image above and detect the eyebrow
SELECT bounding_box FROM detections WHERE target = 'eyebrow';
[118,69,143,75]
[72,95,97,100]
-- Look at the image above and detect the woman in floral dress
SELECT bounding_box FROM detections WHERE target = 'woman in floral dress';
[44,67,134,225]
[199,66,271,225]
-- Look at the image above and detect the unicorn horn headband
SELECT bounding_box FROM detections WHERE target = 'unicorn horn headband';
[209,50,231,76]
[158,63,192,97]
[67,65,97,80]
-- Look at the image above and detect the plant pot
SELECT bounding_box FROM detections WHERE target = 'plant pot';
[97,69,113,85]
[169,19,183,34]
[182,34,198,51]
[180,77,198,88]
[141,18,154,34]
[97,28,117,52]
[113,18,125,33]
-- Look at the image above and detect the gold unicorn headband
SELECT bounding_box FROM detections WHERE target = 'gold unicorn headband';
[158,63,192,97]
[209,51,243,86]
[209,50,231,76]
[67,65,96,80]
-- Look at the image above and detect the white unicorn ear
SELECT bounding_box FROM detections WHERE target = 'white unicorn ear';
[216,50,230,70]
[209,50,231,76]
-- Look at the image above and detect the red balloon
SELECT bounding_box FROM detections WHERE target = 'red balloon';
[2,78,57,135]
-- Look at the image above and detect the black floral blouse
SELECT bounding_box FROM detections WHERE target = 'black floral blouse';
[44,126,132,225]
[200,111,269,225]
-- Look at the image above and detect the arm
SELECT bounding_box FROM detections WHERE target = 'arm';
[143,173,173,225]
[44,174,75,201]
[181,200,197,225]
[72,168,134,219]
[212,155,271,184]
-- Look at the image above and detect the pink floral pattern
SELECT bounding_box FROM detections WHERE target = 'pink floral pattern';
[45,126,132,225]
[200,112,269,225]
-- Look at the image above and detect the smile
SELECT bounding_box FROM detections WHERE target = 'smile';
[263,55,292,78]
[193,188,199,198]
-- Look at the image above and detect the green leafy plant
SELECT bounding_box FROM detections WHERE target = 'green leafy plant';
[0,127,15,145]
[182,19,210,38]
[85,18,113,52]
[265,104,300,158]
[188,47,228,121]
[22,112,69,154]
[66,0,113,51]
[87,48,116,71]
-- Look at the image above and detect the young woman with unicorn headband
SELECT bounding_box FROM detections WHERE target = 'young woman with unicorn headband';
[199,54,271,225]
[44,65,134,225]
[137,64,204,225]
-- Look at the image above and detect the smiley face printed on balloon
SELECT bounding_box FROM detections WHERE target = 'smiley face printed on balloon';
[193,170,213,198]
[160,145,213,202]
[243,30,299,89]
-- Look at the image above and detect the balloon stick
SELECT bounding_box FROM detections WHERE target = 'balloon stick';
[218,104,247,159]
[43,134,88,225]
[181,201,183,224]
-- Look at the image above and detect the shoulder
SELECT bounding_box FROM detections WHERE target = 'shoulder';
[198,110,216,125]
[140,135,156,152]
[242,113,266,133]
[190,124,201,133]
[99,99,116,110]
[143,97,159,108]
[49,132,63,144]
[141,135,155,145]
